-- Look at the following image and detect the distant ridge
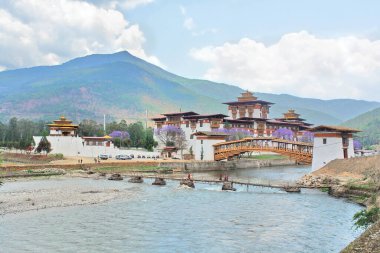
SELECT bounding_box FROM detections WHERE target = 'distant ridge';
[0,51,378,124]
[341,107,380,146]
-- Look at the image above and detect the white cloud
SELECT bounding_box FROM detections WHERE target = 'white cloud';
[183,17,195,30]
[190,31,380,101]
[85,0,154,10]
[0,0,162,70]
[120,0,154,10]
[180,5,195,31]
[179,5,186,15]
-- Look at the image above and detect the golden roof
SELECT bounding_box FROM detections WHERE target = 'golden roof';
[283,109,300,120]
[47,115,78,128]
[237,90,257,102]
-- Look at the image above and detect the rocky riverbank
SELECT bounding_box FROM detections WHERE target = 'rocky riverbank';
[297,155,380,253]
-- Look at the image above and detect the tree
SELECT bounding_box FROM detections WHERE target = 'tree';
[36,136,51,155]
[154,125,183,146]
[353,140,362,150]
[298,131,314,143]
[272,128,294,140]
[353,207,379,230]
[144,128,157,151]
[78,119,103,137]
[154,125,187,158]
[175,129,187,158]
[109,130,130,148]
[128,122,145,148]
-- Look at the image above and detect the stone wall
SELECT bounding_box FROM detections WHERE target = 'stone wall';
[159,158,296,172]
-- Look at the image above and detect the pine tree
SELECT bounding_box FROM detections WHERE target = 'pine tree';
[36,136,51,155]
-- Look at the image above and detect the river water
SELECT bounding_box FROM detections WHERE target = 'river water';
[0,165,363,253]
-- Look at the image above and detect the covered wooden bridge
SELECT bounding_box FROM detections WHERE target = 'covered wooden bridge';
[213,137,313,164]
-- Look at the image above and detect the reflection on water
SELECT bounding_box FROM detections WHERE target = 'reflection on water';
[0,166,362,253]
[196,165,312,184]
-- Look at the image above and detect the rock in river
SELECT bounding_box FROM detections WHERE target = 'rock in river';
[128,176,144,183]
[108,174,123,181]
[152,178,166,186]
[180,179,195,188]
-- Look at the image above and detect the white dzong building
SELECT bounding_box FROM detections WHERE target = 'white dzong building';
[151,91,313,160]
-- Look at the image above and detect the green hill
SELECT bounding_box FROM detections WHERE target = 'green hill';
[0,51,378,125]
[342,107,380,146]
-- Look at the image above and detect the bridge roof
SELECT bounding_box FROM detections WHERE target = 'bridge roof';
[310,125,361,133]
[213,137,313,147]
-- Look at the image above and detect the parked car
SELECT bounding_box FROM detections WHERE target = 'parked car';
[142,155,146,159]
[129,154,134,158]
[115,155,131,160]
[137,155,141,159]
[147,155,151,159]
[99,154,109,160]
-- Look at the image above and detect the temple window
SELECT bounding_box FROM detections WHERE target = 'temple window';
[323,138,327,144]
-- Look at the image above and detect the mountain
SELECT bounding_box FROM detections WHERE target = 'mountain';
[0,51,379,125]
[341,107,380,146]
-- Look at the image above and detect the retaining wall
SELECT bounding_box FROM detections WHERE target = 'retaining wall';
[159,158,296,172]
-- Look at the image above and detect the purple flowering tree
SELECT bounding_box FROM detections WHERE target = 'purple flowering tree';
[109,130,130,140]
[109,130,130,148]
[272,128,294,141]
[298,131,314,143]
[154,126,187,157]
[353,140,362,150]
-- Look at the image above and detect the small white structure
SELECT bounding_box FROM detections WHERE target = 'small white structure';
[191,131,229,160]
[310,125,360,171]
[33,116,159,158]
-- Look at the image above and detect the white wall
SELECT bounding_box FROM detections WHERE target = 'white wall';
[312,136,355,171]
[193,138,225,161]
[33,136,159,158]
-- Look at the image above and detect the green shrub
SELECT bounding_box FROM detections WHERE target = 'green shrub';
[48,153,64,160]
[353,207,380,229]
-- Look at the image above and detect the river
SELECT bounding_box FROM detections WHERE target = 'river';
[0,165,363,253]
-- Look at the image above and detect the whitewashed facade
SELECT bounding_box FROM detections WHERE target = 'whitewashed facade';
[33,136,159,158]
[311,126,359,171]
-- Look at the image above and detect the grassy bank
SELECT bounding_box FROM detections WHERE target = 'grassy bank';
[245,154,288,160]
[94,165,173,173]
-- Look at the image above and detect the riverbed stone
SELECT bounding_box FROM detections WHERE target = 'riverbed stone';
[128,176,144,183]
[180,179,195,188]
[152,178,166,186]
[108,174,123,181]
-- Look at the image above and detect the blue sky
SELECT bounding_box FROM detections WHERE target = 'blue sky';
[124,0,380,77]
[0,0,380,100]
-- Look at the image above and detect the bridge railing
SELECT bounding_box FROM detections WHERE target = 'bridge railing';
[213,137,313,163]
